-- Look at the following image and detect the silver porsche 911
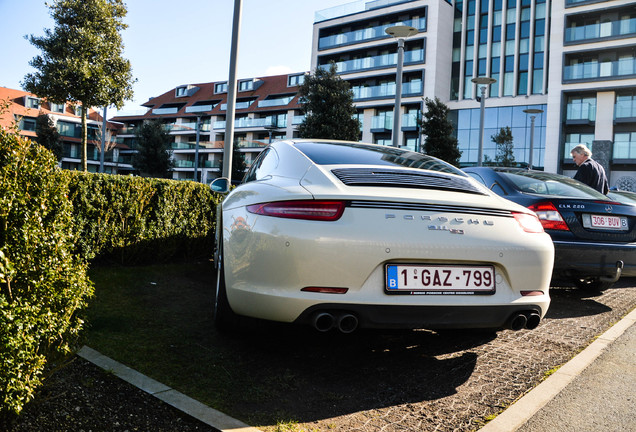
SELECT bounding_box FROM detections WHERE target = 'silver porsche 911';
[211,140,554,333]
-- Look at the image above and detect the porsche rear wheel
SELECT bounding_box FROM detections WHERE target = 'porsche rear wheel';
[214,248,239,331]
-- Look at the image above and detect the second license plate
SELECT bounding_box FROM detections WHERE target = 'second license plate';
[585,214,627,231]
[386,264,496,294]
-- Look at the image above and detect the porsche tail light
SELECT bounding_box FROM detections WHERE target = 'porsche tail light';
[512,212,545,233]
[247,200,346,221]
[527,202,569,231]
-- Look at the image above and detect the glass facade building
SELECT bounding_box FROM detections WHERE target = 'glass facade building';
[312,0,636,189]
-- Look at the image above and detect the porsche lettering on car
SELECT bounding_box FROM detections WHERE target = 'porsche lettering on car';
[212,140,555,333]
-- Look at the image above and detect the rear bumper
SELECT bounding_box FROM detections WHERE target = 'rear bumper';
[294,303,548,330]
[552,240,636,278]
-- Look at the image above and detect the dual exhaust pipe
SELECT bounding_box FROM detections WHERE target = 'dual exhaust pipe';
[312,310,541,333]
[312,311,359,333]
[506,311,541,331]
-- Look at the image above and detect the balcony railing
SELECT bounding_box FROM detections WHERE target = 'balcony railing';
[566,102,596,122]
[328,49,424,74]
[352,80,422,101]
[257,96,294,108]
[565,18,636,43]
[165,122,211,133]
[616,98,636,119]
[564,57,636,81]
[220,101,253,111]
[371,115,392,130]
[152,107,180,115]
[613,137,636,160]
[318,16,426,48]
[213,117,287,130]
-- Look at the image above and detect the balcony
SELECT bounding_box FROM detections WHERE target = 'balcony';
[213,117,287,130]
[318,16,425,49]
[566,102,596,123]
[616,97,636,120]
[371,115,392,132]
[565,18,636,43]
[220,100,253,111]
[564,57,636,82]
[257,96,294,108]
[329,49,424,74]
[352,80,422,101]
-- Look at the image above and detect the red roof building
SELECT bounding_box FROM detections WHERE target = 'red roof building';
[111,73,307,183]
[0,86,133,173]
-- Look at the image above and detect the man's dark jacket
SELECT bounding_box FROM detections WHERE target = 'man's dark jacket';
[574,158,609,194]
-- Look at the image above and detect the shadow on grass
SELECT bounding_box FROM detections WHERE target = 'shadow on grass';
[84,261,497,428]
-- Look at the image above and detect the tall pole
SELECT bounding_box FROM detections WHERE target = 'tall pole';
[392,37,405,148]
[223,0,242,183]
[471,76,496,167]
[194,115,201,182]
[385,25,417,148]
[528,114,536,170]
[100,106,107,173]
[477,85,486,167]
[523,108,543,170]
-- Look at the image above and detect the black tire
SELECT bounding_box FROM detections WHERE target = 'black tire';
[574,277,614,292]
[214,249,239,331]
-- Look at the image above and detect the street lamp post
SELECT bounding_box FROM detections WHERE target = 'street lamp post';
[523,108,544,170]
[471,76,496,166]
[386,25,417,148]
[194,114,202,182]
[222,0,242,185]
[264,122,278,144]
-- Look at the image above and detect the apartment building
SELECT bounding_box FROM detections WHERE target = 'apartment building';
[111,73,306,184]
[111,0,635,189]
[0,86,132,173]
[312,0,636,189]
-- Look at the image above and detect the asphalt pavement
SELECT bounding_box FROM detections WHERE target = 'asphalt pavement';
[480,307,636,432]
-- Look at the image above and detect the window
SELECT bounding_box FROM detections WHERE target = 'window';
[26,97,40,109]
[238,80,254,91]
[215,82,228,93]
[19,117,36,131]
[176,86,188,97]
[50,102,65,113]
[288,74,305,87]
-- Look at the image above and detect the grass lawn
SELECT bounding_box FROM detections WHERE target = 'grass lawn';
[83,260,319,429]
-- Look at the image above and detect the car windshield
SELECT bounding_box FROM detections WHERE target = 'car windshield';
[294,141,465,176]
[497,169,609,199]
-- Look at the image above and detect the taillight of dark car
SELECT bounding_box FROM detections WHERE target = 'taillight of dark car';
[247,200,346,221]
[527,202,569,231]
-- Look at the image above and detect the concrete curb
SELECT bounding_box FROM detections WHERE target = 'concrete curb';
[77,346,262,432]
[479,307,636,432]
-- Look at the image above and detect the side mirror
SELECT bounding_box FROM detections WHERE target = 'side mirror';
[210,177,230,193]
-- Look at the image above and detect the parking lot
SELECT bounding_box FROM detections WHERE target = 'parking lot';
[10,270,636,432]
[229,279,636,431]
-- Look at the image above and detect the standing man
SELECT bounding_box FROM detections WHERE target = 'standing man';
[571,144,609,194]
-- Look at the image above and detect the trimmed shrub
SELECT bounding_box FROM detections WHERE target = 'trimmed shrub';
[64,172,219,265]
[0,129,93,417]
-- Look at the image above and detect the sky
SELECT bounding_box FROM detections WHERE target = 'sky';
[0,0,351,118]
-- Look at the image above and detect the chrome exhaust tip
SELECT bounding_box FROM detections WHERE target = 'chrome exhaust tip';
[312,312,335,332]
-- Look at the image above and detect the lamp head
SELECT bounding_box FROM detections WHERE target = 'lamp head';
[385,25,418,38]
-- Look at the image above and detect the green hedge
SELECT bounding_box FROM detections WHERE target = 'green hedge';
[0,129,93,418]
[64,171,221,265]
[1,126,222,418]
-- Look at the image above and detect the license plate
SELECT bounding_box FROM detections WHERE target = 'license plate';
[583,214,628,231]
[386,264,496,294]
